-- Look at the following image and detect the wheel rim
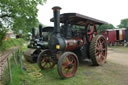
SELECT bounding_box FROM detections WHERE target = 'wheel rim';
[40,52,55,70]
[86,24,97,42]
[61,54,77,78]
[96,37,107,64]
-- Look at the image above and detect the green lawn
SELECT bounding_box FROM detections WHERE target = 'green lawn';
[2,46,127,85]
[3,58,121,85]
[0,38,25,52]
[108,46,128,50]
[20,61,120,85]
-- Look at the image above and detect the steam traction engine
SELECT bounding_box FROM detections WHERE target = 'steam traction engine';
[37,6,108,79]
[24,25,53,62]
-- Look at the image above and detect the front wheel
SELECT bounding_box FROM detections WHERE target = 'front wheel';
[37,50,55,70]
[57,52,79,79]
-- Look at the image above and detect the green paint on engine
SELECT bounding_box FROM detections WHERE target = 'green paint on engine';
[43,42,48,48]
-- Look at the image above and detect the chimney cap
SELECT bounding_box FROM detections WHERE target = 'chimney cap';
[52,6,61,11]
[39,24,42,28]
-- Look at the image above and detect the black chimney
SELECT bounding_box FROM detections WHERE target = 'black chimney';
[39,24,43,38]
[32,28,35,39]
[52,6,61,33]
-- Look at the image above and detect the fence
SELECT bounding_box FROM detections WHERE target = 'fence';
[0,47,24,84]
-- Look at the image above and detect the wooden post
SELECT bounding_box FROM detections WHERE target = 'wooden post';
[13,52,17,66]
[19,49,24,72]
[18,49,21,67]
[7,57,12,83]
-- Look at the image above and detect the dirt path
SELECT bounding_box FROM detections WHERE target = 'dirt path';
[107,48,128,66]
[100,47,128,85]
[0,46,20,77]
[81,47,128,85]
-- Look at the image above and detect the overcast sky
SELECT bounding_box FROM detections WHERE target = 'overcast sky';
[37,0,128,27]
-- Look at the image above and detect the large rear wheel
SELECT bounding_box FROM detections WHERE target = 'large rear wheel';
[89,35,107,66]
[37,50,55,70]
[57,52,79,79]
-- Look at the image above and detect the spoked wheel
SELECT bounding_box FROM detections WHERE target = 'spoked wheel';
[89,35,107,66]
[37,50,55,70]
[57,52,79,79]
[85,24,97,43]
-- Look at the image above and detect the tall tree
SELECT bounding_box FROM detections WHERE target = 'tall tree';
[0,0,46,33]
[118,18,128,28]
[97,24,114,34]
[0,28,6,45]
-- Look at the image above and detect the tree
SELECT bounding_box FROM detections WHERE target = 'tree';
[0,29,6,45]
[97,24,114,34]
[118,18,128,28]
[0,0,46,33]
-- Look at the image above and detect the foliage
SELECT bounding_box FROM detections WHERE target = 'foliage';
[0,28,7,45]
[71,24,114,34]
[0,0,46,33]
[97,24,114,34]
[118,18,128,28]
[0,39,25,52]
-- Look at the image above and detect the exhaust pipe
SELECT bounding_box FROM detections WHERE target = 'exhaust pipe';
[39,24,43,38]
[52,6,61,33]
[48,6,65,53]
[32,28,35,39]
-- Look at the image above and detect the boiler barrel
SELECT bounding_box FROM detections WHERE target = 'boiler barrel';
[65,39,83,51]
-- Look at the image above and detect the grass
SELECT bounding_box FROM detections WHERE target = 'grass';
[2,45,126,85]
[2,45,28,85]
[8,58,120,85]
[2,56,25,85]
[19,62,120,85]
[2,58,123,85]
[108,46,128,50]
[0,38,25,52]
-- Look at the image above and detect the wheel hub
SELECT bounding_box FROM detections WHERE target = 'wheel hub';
[45,58,50,62]
[100,49,103,52]
[68,64,73,69]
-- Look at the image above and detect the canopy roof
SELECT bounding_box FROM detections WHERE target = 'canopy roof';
[51,13,108,26]
[43,27,54,32]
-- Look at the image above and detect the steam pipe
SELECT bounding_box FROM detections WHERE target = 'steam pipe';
[52,6,61,33]
[39,24,43,38]
[32,28,35,39]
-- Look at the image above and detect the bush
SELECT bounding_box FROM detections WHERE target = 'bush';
[0,39,25,52]
[0,29,7,45]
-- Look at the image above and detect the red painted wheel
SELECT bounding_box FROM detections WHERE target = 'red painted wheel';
[37,50,55,70]
[89,35,107,66]
[57,52,79,79]
[85,24,97,43]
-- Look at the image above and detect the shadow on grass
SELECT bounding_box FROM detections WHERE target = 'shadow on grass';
[79,59,93,66]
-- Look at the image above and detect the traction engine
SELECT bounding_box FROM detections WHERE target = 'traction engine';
[37,6,108,79]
